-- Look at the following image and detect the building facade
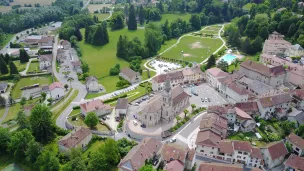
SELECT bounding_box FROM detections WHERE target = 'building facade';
[262,31,291,55]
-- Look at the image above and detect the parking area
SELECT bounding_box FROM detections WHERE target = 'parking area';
[184,83,227,108]
[149,59,182,73]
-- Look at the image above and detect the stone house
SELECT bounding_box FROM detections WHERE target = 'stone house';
[49,82,65,100]
[80,100,112,117]
[39,54,52,70]
[58,127,92,153]
[56,49,66,64]
[71,60,83,74]
[205,68,229,89]
[152,71,184,91]
[85,76,99,92]
[118,138,162,171]
[38,36,54,49]
[61,40,71,50]
[0,82,8,93]
[262,31,291,55]
[239,60,286,87]
[285,44,304,57]
[163,160,184,171]
[286,133,304,156]
[119,68,141,84]
[289,89,304,110]
[115,98,128,118]
[284,154,304,171]
[260,141,288,169]
[257,93,292,119]
[237,76,276,97]
[235,101,259,116]
[181,65,204,84]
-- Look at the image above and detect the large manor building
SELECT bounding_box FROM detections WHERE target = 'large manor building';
[138,79,190,127]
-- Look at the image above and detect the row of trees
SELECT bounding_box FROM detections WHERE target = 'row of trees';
[0,53,19,75]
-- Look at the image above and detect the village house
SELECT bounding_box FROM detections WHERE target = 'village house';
[198,162,244,171]
[58,127,92,153]
[286,133,304,156]
[290,89,304,110]
[287,109,304,126]
[56,49,66,64]
[260,141,288,169]
[285,44,304,57]
[119,68,141,84]
[61,40,71,50]
[71,60,83,74]
[0,82,8,93]
[284,154,304,171]
[257,93,292,119]
[262,31,291,55]
[237,76,276,97]
[115,98,128,118]
[163,160,184,171]
[239,60,286,87]
[138,80,189,127]
[39,54,52,70]
[160,144,195,171]
[85,76,100,92]
[181,65,204,84]
[80,100,112,117]
[118,138,162,171]
[49,82,65,100]
[199,112,228,138]
[235,101,259,116]
[205,68,229,89]
[38,36,54,49]
[152,71,184,91]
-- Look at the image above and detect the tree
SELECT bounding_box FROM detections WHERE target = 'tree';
[217,59,229,72]
[84,112,98,128]
[109,12,124,30]
[251,36,263,54]
[93,23,109,46]
[161,20,172,40]
[26,140,42,163]
[292,1,298,12]
[41,92,46,101]
[9,61,18,75]
[280,120,296,136]
[0,56,8,74]
[103,138,120,164]
[183,109,189,118]
[9,129,34,159]
[145,24,163,57]
[0,127,10,154]
[70,36,78,48]
[176,116,181,123]
[188,1,198,12]
[116,35,128,59]
[29,104,55,144]
[191,104,196,112]
[88,144,108,171]
[64,84,69,90]
[189,14,201,30]
[63,149,87,171]
[139,165,156,171]
[16,111,30,130]
[157,1,164,12]
[36,150,60,171]
[4,54,10,64]
[241,38,251,54]
[0,95,6,107]
[138,5,145,25]
[20,97,26,106]
[74,28,83,41]
[128,5,137,30]
[67,77,74,87]
[245,20,259,39]
[19,49,30,63]
[81,62,89,73]
[259,26,269,40]
[206,54,216,69]
[287,23,296,37]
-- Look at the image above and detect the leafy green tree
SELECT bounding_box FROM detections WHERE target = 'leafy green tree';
[285,141,293,153]
[116,35,128,59]
[16,111,30,130]
[217,59,229,72]
[139,164,156,171]
[29,104,55,144]
[36,150,60,171]
[280,120,296,136]
[19,49,30,63]
[84,112,98,128]
[0,95,6,107]
[176,116,181,123]
[9,61,18,75]
[206,54,216,69]
[0,56,8,74]
[0,127,10,154]
[191,104,196,112]
[241,38,251,54]
[63,149,87,171]
[245,20,259,39]
[227,27,241,48]
[292,2,298,12]
[93,23,109,46]
[157,1,164,12]
[145,24,163,57]
[88,145,108,171]
[26,140,42,163]
[128,5,137,30]
[20,97,26,106]
[287,23,296,37]
[109,12,125,30]
[4,53,10,64]
[251,36,263,54]
[259,26,269,40]
[161,20,172,40]
[189,14,201,30]
[103,138,120,165]
[188,1,198,12]
[183,109,189,118]
[81,62,89,73]
[9,129,34,159]
[139,5,145,25]
[74,28,82,41]
[295,124,304,138]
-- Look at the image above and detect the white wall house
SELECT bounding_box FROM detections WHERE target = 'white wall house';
[85,76,99,92]
[119,68,141,84]
[39,54,52,70]
[115,98,128,117]
[285,44,304,57]
[206,68,229,89]
[80,100,112,117]
[261,141,288,169]
[286,133,304,156]
[49,82,65,100]
[151,71,184,91]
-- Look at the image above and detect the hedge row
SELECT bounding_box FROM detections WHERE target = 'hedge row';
[103,94,127,103]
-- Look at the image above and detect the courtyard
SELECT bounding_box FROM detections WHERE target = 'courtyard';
[148,59,182,73]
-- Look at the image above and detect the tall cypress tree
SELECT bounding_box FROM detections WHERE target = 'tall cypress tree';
[75,28,83,41]
[116,35,127,59]
[84,26,90,43]
[206,54,216,69]
[0,56,8,74]
[139,5,145,25]
[93,24,109,46]
[4,54,10,64]
[19,49,29,63]
[128,5,137,30]
[9,61,18,75]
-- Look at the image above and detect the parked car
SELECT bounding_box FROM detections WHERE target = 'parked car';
[101,116,106,120]
[169,138,176,143]
[152,159,159,166]
[133,120,138,126]
[115,117,120,122]
[106,115,110,119]
[141,124,146,128]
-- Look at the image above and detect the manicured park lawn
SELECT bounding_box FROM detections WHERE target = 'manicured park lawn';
[11,75,52,99]
[150,13,192,25]
[79,28,145,78]
[13,61,28,72]
[26,60,39,73]
[90,13,110,21]
[161,36,223,63]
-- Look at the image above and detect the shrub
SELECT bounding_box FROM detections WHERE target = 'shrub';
[71,116,77,121]
[73,106,80,110]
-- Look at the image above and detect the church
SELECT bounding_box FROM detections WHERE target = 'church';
[138,79,190,127]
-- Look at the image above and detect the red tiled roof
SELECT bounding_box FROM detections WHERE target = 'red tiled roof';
[240,60,285,77]
[266,141,288,160]
[286,133,304,149]
[152,71,183,83]
[58,127,91,149]
[235,102,259,113]
[80,100,112,113]
[195,130,221,147]
[284,154,304,171]
[226,82,249,95]
[219,140,234,155]
[259,93,292,108]
[235,107,252,120]
[161,144,187,163]
[187,149,195,161]
[251,147,263,159]
[198,163,243,171]
[200,113,228,138]
[206,68,229,77]
[233,141,252,153]
[49,82,63,91]
[164,160,184,171]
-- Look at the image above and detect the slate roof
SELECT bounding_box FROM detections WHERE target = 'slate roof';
[240,60,285,77]
[258,93,292,108]
[58,127,91,149]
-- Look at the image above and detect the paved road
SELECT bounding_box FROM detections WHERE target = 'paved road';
[81,0,91,10]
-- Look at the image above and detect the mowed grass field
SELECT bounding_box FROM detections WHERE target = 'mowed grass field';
[13,60,27,72]
[200,26,221,35]
[0,0,55,12]
[90,13,110,20]
[88,4,112,13]
[161,36,223,63]
[150,13,192,25]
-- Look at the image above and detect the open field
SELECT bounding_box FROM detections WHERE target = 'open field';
[79,28,145,78]
[161,36,223,63]
[200,26,221,35]
[11,75,52,99]
[0,0,55,12]
[13,61,28,72]
[150,13,192,25]
[88,4,112,13]
[26,60,39,73]
[90,13,110,20]
[0,34,14,47]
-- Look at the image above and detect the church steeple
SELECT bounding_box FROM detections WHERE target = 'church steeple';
[164,78,171,93]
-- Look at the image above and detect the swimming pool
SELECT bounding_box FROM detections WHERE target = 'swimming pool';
[221,53,237,65]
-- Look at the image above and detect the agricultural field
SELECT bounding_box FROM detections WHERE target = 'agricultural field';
[87,4,112,13]
[161,36,223,63]
[11,75,52,99]
[0,0,55,12]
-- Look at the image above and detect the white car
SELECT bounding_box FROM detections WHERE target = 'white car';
[169,138,176,143]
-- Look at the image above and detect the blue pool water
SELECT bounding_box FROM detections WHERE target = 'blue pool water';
[221,53,237,64]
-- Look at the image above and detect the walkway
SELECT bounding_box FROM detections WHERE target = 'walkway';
[19,58,36,76]
[0,105,10,125]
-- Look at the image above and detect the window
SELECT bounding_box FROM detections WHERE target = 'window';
[212,147,214,149]
[238,151,242,154]
[150,116,151,121]
[244,152,248,155]
[201,150,204,152]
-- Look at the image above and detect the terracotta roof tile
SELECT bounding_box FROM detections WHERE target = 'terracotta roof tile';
[195,130,221,147]
[219,140,234,155]
[152,71,184,83]
[284,154,304,171]
[164,160,184,171]
[206,68,229,77]
[240,60,285,77]
[251,147,263,159]
[161,144,187,163]
[290,89,304,100]
[235,107,252,120]
[286,133,304,149]
[265,141,288,160]
[200,113,228,138]
[80,100,112,113]
[235,102,259,113]
[233,141,252,153]
[198,163,243,171]
[58,127,91,149]
[259,93,292,108]
[49,82,63,91]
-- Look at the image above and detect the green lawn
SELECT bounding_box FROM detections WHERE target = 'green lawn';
[26,60,40,73]
[13,61,28,72]
[79,28,145,78]
[90,13,110,20]
[0,33,14,47]
[2,103,21,123]
[0,107,6,121]
[150,13,192,25]
[161,36,223,63]
[83,141,104,157]
[11,75,52,99]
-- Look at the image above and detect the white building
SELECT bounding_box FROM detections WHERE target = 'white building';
[49,82,65,100]
[85,76,99,92]
[261,141,288,169]
[286,133,304,156]
[205,68,229,89]
[39,54,52,70]
[80,100,112,117]
[152,71,184,91]
[285,44,304,57]
[262,31,291,55]
[119,68,141,84]
[115,98,128,118]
